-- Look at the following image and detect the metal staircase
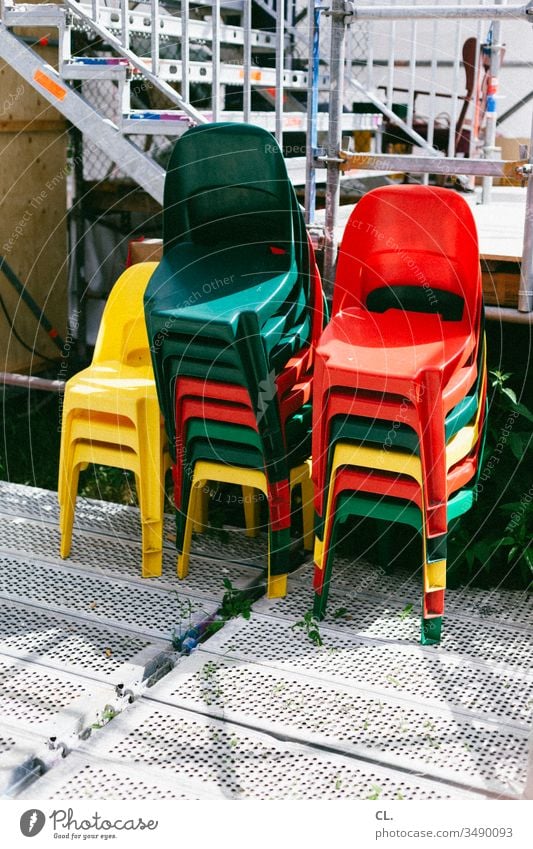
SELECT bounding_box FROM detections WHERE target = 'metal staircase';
[0,0,340,203]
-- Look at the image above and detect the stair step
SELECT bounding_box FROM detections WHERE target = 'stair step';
[121,110,371,136]
[61,58,129,80]
[123,112,193,136]
[3,5,65,27]
[74,1,278,51]
[133,58,315,90]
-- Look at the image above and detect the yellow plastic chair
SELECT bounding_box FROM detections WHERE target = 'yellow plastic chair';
[178,458,314,597]
[58,262,170,578]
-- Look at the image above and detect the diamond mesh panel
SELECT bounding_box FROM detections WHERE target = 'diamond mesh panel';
[81,79,126,182]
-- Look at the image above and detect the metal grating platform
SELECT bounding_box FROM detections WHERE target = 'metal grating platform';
[146,650,528,798]
[1,482,532,800]
[0,481,268,572]
[0,654,115,739]
[256,563,533,672]
[0,512,263,599]
[0,551,216,640]
[0,598,167,684]
[23,700,478,801]
[0,727,47,798]
[202,617,533,728]
[0,482,264,798]
[16,752,222,801]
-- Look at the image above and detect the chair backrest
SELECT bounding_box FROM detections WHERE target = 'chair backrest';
[333,185,481,325]
[93,262,158,366]
[163,123,294,252]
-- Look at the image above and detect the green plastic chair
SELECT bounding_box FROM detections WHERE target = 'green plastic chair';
[145,123,313,483]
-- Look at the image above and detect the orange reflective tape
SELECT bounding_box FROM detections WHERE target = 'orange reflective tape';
[33,69,67,101]
[239,69,262,81]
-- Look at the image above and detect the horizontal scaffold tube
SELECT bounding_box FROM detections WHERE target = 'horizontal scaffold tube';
[345,3,533,20]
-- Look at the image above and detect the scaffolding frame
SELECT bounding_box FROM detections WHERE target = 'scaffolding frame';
[314,0,533,311]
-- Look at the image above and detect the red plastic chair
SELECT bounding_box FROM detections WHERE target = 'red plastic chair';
[173,376,312,517]
[313,185,483,545]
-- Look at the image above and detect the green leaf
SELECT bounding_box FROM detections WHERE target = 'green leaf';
[509,432,527,461]
[498,502,525,513]
[507,546,519,563]
[490,369,510,384]
[513,401,533,424]
[502,386,517,404]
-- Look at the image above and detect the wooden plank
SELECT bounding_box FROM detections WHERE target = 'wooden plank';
[0,5,68,373]
[481,260,521,308]
[0,45,66,126]
[0,131,68,373]
[0,120,67,133]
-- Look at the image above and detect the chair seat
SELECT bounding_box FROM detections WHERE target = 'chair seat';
[147,241,299,329]
[317,307,476,392]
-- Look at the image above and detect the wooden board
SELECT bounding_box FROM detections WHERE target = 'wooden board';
[0,131,68,373]
[481,260,521,308]
[0,15,68,374]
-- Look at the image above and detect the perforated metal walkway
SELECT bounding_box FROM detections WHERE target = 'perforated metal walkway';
[0,482,531,800]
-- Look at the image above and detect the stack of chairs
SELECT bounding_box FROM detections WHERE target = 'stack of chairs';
[311,185,487,644]
[58,263,171,578]
[144,122,325,597]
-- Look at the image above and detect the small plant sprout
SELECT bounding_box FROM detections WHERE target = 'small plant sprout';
[398,603,414,620]
[91,706,118,730]
[292,610,324,647]
[367,785,383,800]
[220,577,253,621]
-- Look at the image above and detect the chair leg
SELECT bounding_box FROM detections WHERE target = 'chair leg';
[136,412,166,578]
[266,528,289,598]
[421,615,443,645]
[301,471,315,552]
[267,573,288,598]
[312,469,338,619]
[313,536,334,620]
[242,485,259,537]
[421,536,446,644]
[418,372,448,539]
[193,485,209,533]
[374,521,396,575]
[177,477,205,579]
[59,461,81,559]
